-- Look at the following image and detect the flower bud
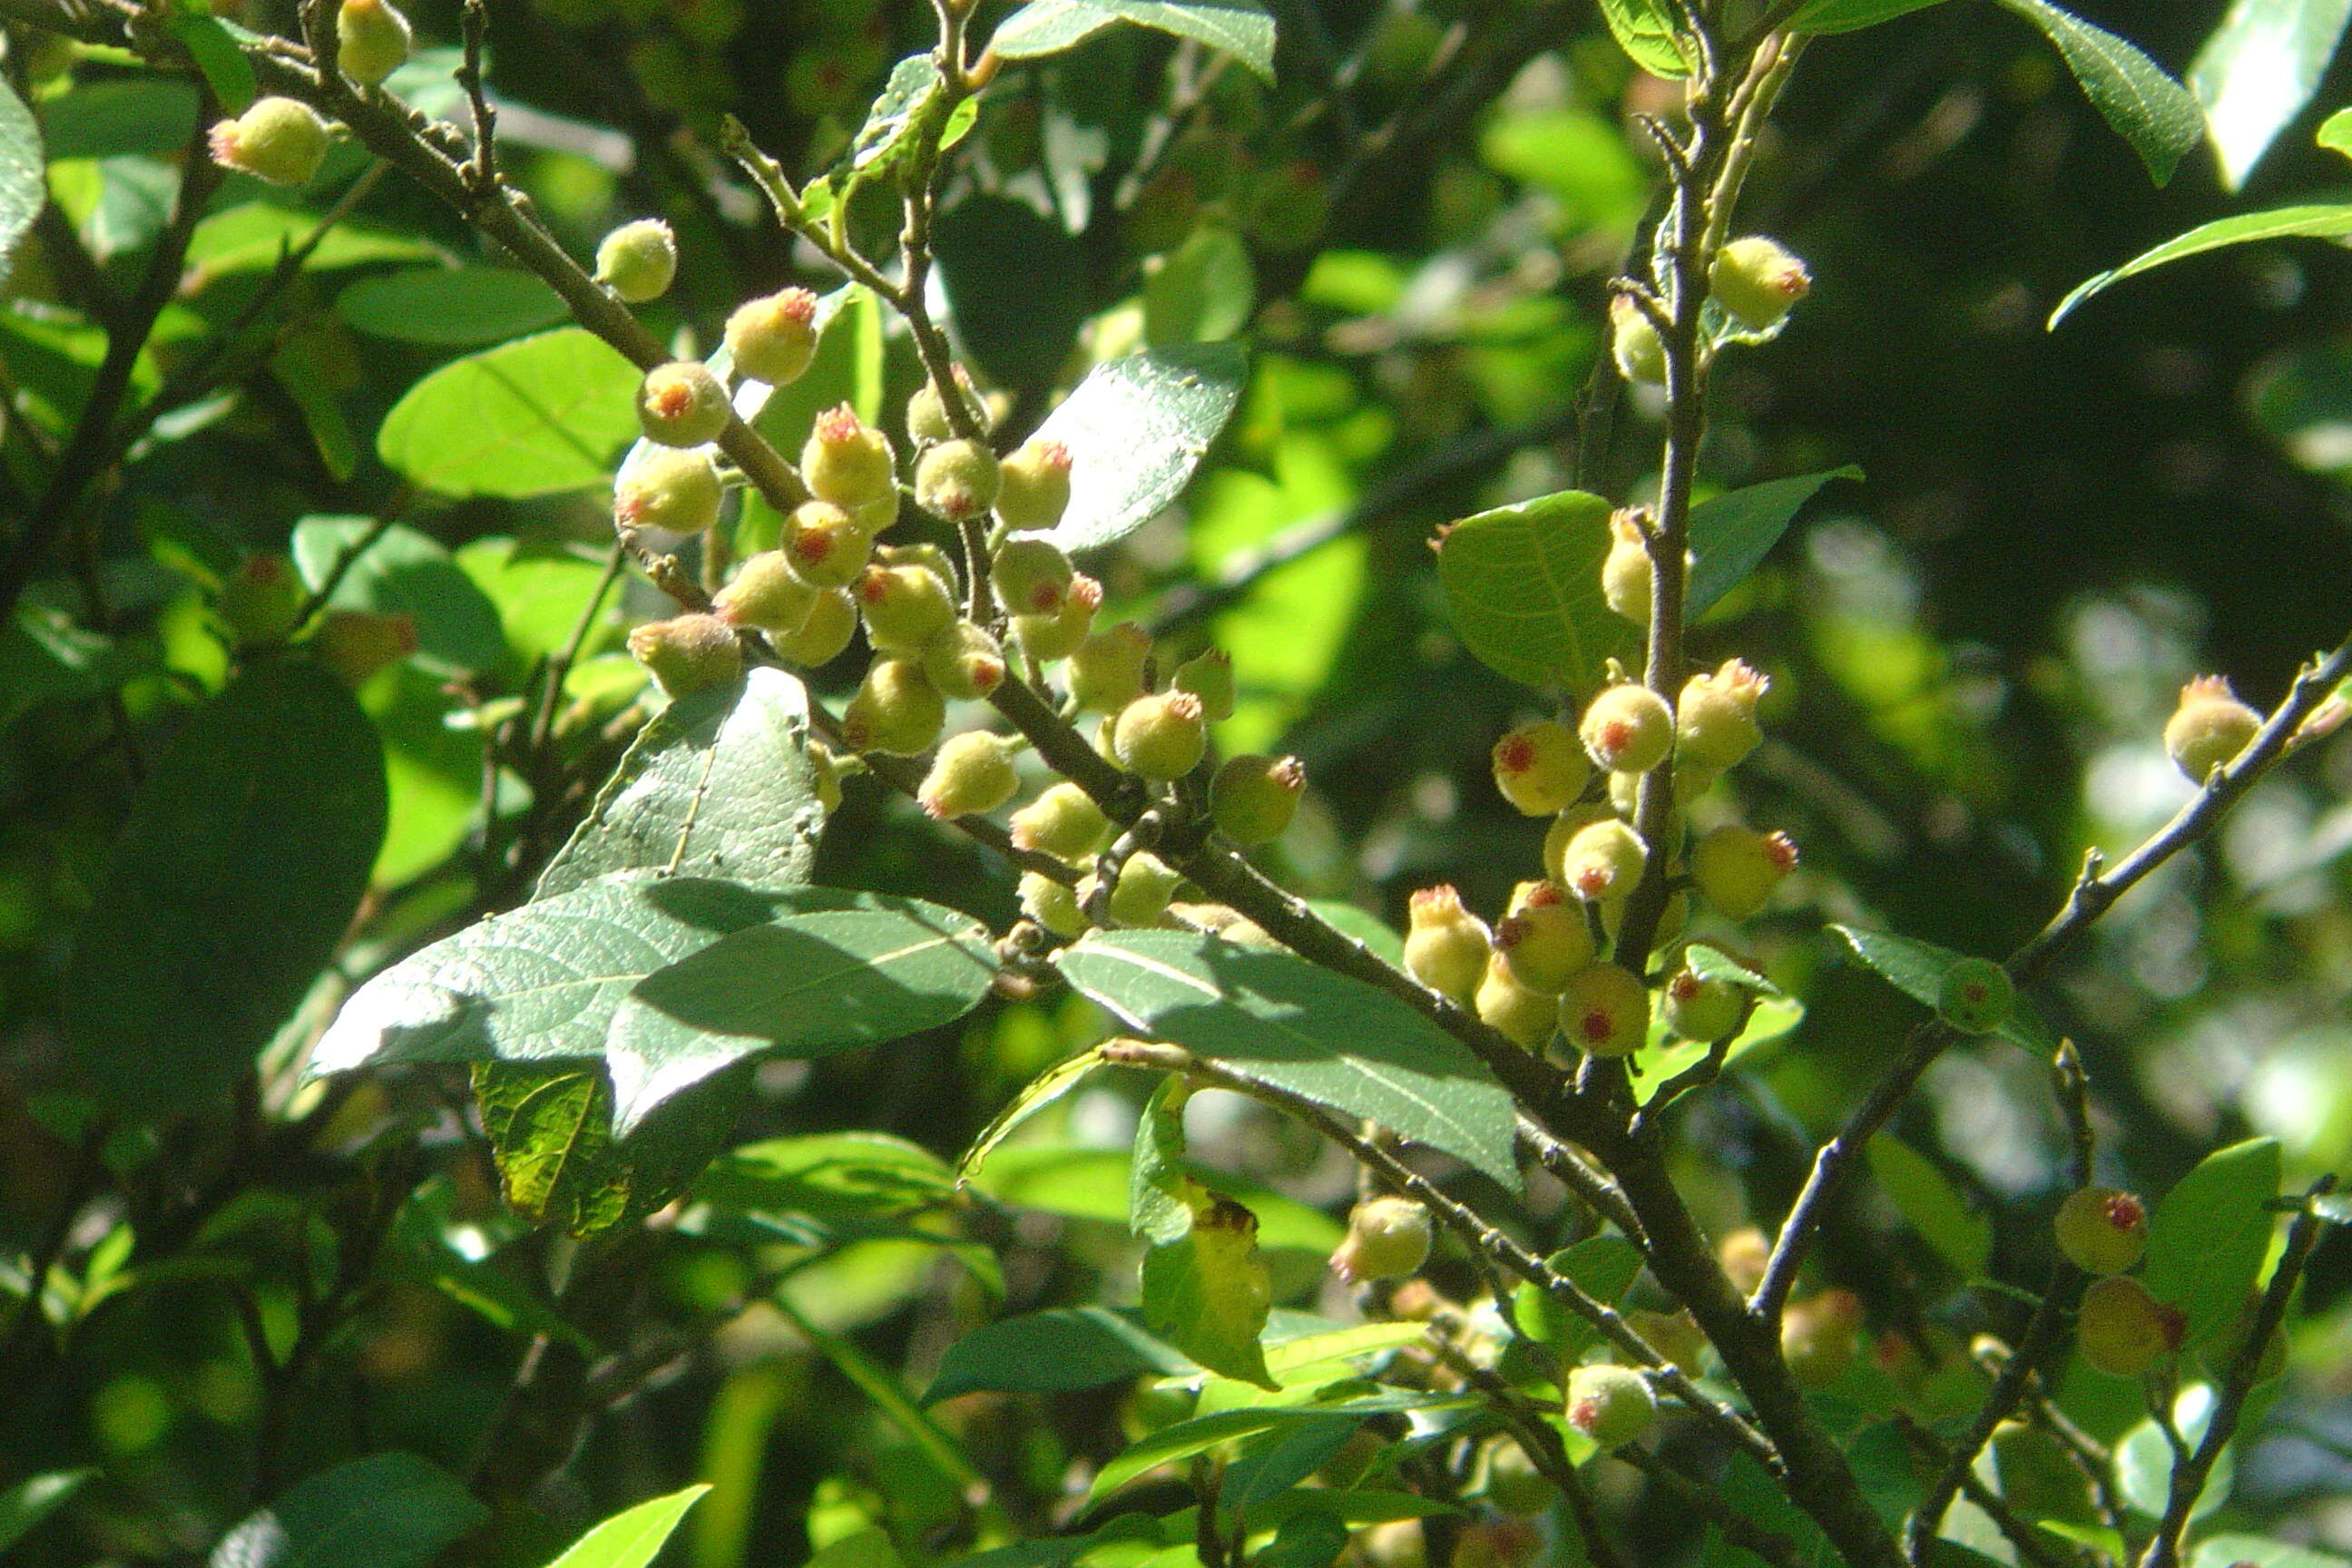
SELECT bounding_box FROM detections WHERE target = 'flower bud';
[2053,1186,2147,1277]
[1580,683,1673,775]
[218,554,306,648]
[613,445,722,534]
[1330,1196,1433,1284]
[783,500,875,590]
[1009,782,1113,862]
[313,609,416,687]
[1602,506,1654,625]
[1020,869,1086,938]
[1719,1227,1770,1295]
[1662,962,1747,1042]
[2075,1276,2183,1378]
[995,437,1074,532]
[906,368,982,445]
[723,287,820,386]
[1111,690,1207,779]
[1403,886,1491,1006]
[1558,818,1647,911]
[2163,675,2260,782]
[1610,296,1665,387]
[1475,951,1554,1050]
[712,550,818,636]
[1495,882,1596,995]
[1068,622,1152,713]
[992,535,1075,617]
[1557,962,1649,1058]
[1210,753,1305,846]
[922,620,1008,700]
[915,438,1002,523]
[1492,720,1591,816]
[773,587,856,666]
[841,656,945,755]
[1782,1289,1863,1386]
[1691,824,1798,921]
[595,219,678,304]
[917,730,1021,819]
[1172,649,1235,722]
[626,612,740,697]
[337,0,413,87]
[1936,957,2014,1034]
[209,96,333,187]
[1563,1364,1655,1450]
[1676,659,1768,774]
[855,562,956,653]
[1106,851,1183,926]
[637,360,730,446]
[800,403,897,510]
[1710,236,1810,332]
[1014,574,1100,662]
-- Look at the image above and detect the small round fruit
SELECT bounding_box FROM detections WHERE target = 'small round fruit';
[1009,782,1113,862]
[1602,506,1653,625]
[1172,649,1234,722]
[1014,576,1099,662]
[2053,1186,2147,1277]
[922,620,1008,700]
[627,612,740,696]
[2075,1276,2184,1378]
[2163,675,2261,782]
[1020,869,1086,938]
[993,535,1075,617]
[1610,296,1665,387]
[1492,720,1591,816]
[209,96,333,187]
[1105,851,1182,926]
[995,437,1074,532]
[1936,957,2014,1034]
[612,445,722,534]
[1494,883,1596,996]
[855,562,956,654]
[724,287,820,386]
[337,0,414,87]
[1557,963,1650,1058]
[1067,622,1152,714]
[1710,236,1810,332]
[773,588,856,666]
[218,554,306,648]
[906,369,981,445]
[914,438,1001,523]
[917,730,1021,819]
[1662,963,1746,1042]
[1719,1227,1770,1295]
[841,657,945,755]
[1564,1364,1656,1449]
[1558,818,1647,909]
[1210,753,1305,846]
[637,360,730,446]
[1330,1196,1433,1284]
[1580,683,1674,775]
[800,403,897,510]
[594,218,678,303]
[712,550,818,636]
[1677,659,1769,773]
[1403,886,1493,1007]
[1691,824,1798,921]
[1475,952,1555,1050]
[782,500,875,590]
[1111,691,1207,779]
[1782,1289,1863,1386]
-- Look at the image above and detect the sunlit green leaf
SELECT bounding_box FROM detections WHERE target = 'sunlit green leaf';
[2116,1383,2235,1520]
[2052,205,2352,327]
[1436,487,1629,693]
[2141,1136,2281,1346]
[0,78,44,286]
[544,1485,710,1568]
[1829,925,2055,1052]
[0,1470,94,1554]
[1688,467,1863,619]
[292,516,509,674]
[377,328,641,498]
[1028,344,1251,554]
[1868,1135,1993,1276]
[924,1308,1199,1403]
[1788,0,1950,34]
[991,0,1277,81]
[2189,0,2352,189]
[338,267,569,347]
[1599,0,1691,75]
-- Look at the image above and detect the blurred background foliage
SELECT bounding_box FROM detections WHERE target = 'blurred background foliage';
[4,0,2352,1563]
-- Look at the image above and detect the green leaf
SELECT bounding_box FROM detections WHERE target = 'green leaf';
[1829,925,2054,1052]
[0,78,44,287]
[1436,488,1628,693]
[990,0,1277,81]
[377,327,642,499]
[1994,0,2206,185]
[1688,467,1863,619]
[923,1307,1199,1403]
[337,267,570,347]
[1132,1074,1201,1245]
[0,1470,93,1554]
[1130,1077,1276,1387]
[1599,0,1691,75]
[956,1048,1109,1183]
[64,662,387,1116]
[697,1132,956,1225]
[2321,104,2352,157]
[453,537,621,671]
[1089,1392,1474,1500]
[38,79,201,161]
[208,1453,485,1568]
[544,1485,710,1568]
[1627,991,1806,1105]
[933,195,1090,392]
[1143,223,1257,346]
[472,1058,751,1235]
[1867,1135,1993,1277]
[2116,1383,2235,1520]
[292,516,509,674]
[2190,0,2352,189]
[962,1144,1345,1255]
[2050,204,2352,327]
[2191,1537,2352,1568]
[538,667,823,899]
[168,14,258,114]
[1053,931,1521,1190]
[843,55,951,186]
[2140,1136,2282,1347]
[1788,0,1951,34]
[187,202,439,276]
[1022,344,1250,554]
[1512,1233,1642,1356]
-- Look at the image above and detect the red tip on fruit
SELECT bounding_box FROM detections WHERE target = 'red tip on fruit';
[1574,866,1613,899]
[2156,1305,2188,1351]
[1764,832,1800,871]
[777,287,818,323]
[1034,439,1073,473]
[1496,735,1535,774]
[1600,719,1632,756]
[969,657,1005,695]
[856,567,888,603]
[1576,1008,1612,1044]
[2104,1193,2146,1232]
[1523,881,1564,908]
[1669,971,1702,1002]
[652,382,695,419]
[1569,1396,1601,1431]
[814,403,861,444]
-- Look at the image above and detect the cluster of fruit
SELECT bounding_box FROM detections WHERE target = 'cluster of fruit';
[206,0,415,188]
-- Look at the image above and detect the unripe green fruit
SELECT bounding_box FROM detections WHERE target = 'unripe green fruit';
[1557,963,1649,1058]
[209,96,333,187]
[841,656,945,755]
[1403,886,1492,1007]
[722,287,820,386]
[1782,1289,1863,1386]
[337,0,413,87]
[1719,1228,1771,1295]
[1106,851,1183,926]
[627,612,740,697]
[2053,1185,2147,1277]
[1691,824,1798,921]
[1540,804,1615,887]
[219,554,306,648]
[637,361,730,446]
[1581,683,1674,775]
[1608,755,1713,820]
[773,588,857,666]
[1677,659,1769,773]
[1610,296,1665,387]
[2163,675,2261,782]
[1563,1364,1656,1449]
[612,445,722,534]
[1210,753,1305,846]
[783,500,875,590]
[2075,1276,2184,1378]
[1014,575,1101,662]
[1710,236,1810,332]
[1020,869,1086,938]
[1480,1439,1555,1516]
[855,562,956,653]
[1172,649,1234,722]
[311,609,417,686]
[1602,507,1654,624]
[913,438,1001,523]
[1559,818,1647,910]
[1476,952,1555,1049]
[595,219,678,303]
[922,620,1008,700]
[1112,690,1207,779]
[1492,720,1591,816]
[1330,1195,1433,1284]
[917,730,1021,819]
[1068,622,1152,713]
[1662,964,1746,1042]
[992,535,1075,617]
[906,368,982,445]
[995,437,1074,532]
[1008,781,1112,862]
[713,550,818,636]
[1494,882,1596,995]
[1937,957,2014,1034]
[800,403,897,510]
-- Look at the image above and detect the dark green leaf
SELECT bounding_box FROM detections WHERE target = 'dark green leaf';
[377,327,642,498]
[1250,1509,1350,1568]
[2141,1137,2281,1347]
[1688,467,1862,619]
[1143,222,1257,345]
[208,1453,485,1568]
[1053,931,1521,1189]
[39,80,201,161]
[923,1307,1198,1403]
[991,0,1277,81]
[168,15,258,114]
[538,667,823,899]
[0,78,43,285]
[2050,205,2352,327]
[1027,344,1250,554]
[292,517,509,673]
[1435,488,1629,692]
[64,662,387,1115]
[1994,0,2206,185]
[1600,0,1692,74]
[1829,926,2054,1052]
[963,1144,1344,1254]
[956,1049,1109,1182]
[452,537,621,671]
[543,1486,711,1568]
[471,1058,750,1235]
[2190,0,2352,189]
[0,1470,94,1554]
[189,202,439,276]
[1788,0,1951,34]
[337,268,570,347]
[934,195,1090,392]
[1867,1135,1992,1277]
